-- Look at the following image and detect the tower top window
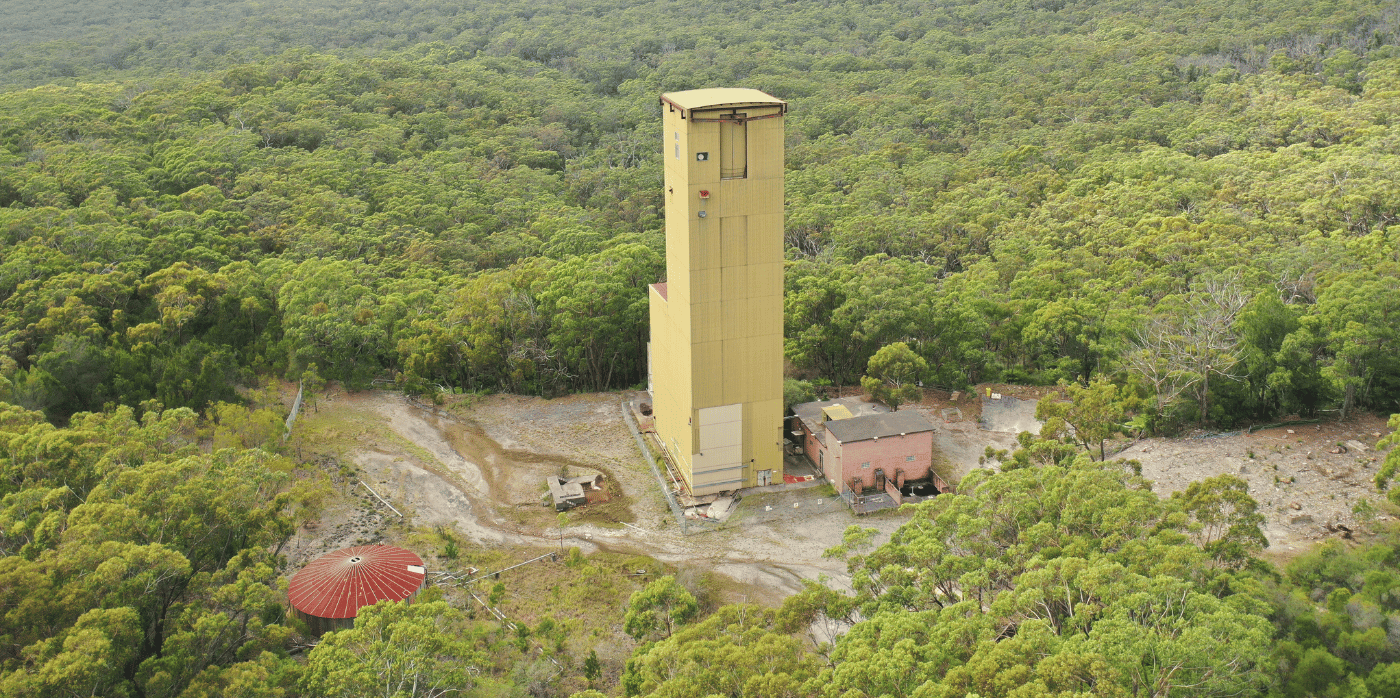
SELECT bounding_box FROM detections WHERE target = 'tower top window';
[719,115,747,179]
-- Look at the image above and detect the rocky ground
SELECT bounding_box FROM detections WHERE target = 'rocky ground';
[1116,416,1392,559]
[284,385,1395,599]
[906,387,1395,559]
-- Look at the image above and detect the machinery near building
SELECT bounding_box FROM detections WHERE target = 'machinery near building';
[648,88,787,496]
[288,545,427,635]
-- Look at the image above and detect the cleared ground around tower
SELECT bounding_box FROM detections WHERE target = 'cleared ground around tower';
[283,389,908,608]
[284,385,1393,606]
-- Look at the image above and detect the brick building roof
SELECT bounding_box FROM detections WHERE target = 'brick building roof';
[824,410,935,444]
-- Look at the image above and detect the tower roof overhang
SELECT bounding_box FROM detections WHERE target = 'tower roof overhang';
[660,88,787,118]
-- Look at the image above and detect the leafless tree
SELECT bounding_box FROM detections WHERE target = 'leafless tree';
[784,224,828,259]
[1276,269,1317,305]
[1125,278,1251,424]
[1123,316,1191,410]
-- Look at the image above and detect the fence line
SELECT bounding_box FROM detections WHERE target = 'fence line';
[485,552,557,580]
[433,551,557,588]
[467,589,515,628]
[620,398,688,534]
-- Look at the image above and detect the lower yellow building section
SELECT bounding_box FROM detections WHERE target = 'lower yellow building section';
[650,286,784,494]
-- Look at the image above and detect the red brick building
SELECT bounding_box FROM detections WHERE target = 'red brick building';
[825,411,936,492]
[790,398,940,512]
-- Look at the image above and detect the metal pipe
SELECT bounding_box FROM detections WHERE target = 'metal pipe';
[359,480,404,518]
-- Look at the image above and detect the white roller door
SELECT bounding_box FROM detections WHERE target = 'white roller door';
[693,403,743,493]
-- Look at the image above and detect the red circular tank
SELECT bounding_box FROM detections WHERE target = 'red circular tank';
[288,545,426,634]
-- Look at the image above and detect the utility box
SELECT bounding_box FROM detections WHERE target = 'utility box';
[648,88,787,495]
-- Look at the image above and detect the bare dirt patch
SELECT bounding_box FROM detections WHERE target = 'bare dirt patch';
[908,391,1030,483]
[873,383,1395,559]
[1116,415,1393,556]
[910,385,1395,558]
[440,392,654,530]
[287,390,905,605]
[977,395,1043,435]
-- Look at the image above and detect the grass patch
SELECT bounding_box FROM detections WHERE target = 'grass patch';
[290,407,384,460]
[394,530,665,695]
[724,491,782,523]
[931,453,959,487]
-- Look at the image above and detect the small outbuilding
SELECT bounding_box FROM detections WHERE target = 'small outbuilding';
[547,473,604,511]
[288,545,426,635]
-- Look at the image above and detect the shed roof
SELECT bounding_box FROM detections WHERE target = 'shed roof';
[288,545,425,620]
[793,397,889,434]
[660,88,786,114]
[825,410,935,444]
[822,405,855,421]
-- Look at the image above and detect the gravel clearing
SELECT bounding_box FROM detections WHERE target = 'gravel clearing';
[289,386,1396,597]
[978,395,1044,435]
[292,390,903,601]
[1118,415,1394,557]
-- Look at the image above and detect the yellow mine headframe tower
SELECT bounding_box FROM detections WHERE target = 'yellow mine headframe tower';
[648,88,786,495]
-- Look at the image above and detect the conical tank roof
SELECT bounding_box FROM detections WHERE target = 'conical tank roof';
[288,545,426,620]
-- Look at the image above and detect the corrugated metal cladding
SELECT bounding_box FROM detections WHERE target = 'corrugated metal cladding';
[288,545,426,635]
[652,87,786,496]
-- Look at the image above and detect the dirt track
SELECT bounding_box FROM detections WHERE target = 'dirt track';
[288,391,905,602]
[285,387,1395,600]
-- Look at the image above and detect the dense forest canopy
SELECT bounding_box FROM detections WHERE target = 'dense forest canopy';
[2,0,1398,91]
[3,1,1400,694]
[3,0,1399,427]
